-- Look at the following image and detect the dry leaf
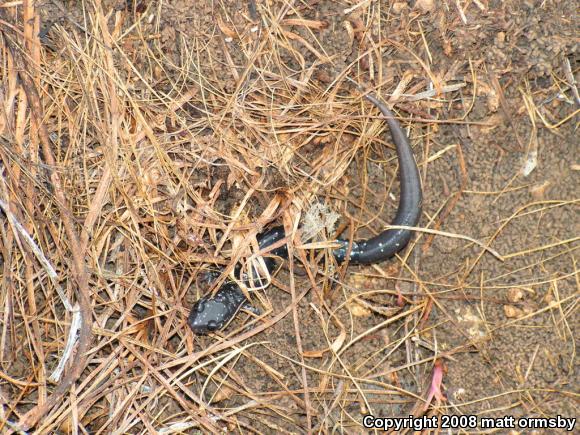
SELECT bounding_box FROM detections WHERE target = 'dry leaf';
[303,348,328,358]
[330,327,346,353]
[216,15,237,39]
[211,384,237,403]
[347,300,372,317]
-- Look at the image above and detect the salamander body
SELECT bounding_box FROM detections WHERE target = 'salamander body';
[188,94,422,334]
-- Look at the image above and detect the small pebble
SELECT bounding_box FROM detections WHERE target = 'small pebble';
[507,287,525,303]
[415,0,436,13]
[347,300,372,317]
[529,181,550,200]
[453,387,466,401]
[522,303,535,315]
[504,305,524,318]
[393,2,407,14]
[494,32,506,50]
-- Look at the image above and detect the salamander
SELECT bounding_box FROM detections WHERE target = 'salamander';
[187,93,422,334]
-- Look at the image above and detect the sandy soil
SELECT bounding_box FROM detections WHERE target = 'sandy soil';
[1,0,578,433]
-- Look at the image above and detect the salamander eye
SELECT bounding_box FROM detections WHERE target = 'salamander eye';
[194,300,206,312]
[206,320,219,331]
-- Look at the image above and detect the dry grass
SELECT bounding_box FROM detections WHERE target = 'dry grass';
[0,0,578,433]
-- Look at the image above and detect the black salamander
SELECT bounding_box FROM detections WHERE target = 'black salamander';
[188,94,422,334]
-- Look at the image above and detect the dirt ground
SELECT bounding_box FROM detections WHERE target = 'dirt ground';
[0,0,578,433]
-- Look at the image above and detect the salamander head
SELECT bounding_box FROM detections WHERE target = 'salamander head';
[187,297,226,334]
[187,283,247,334]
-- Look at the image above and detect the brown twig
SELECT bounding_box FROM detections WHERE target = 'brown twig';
[2,28,93,432]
